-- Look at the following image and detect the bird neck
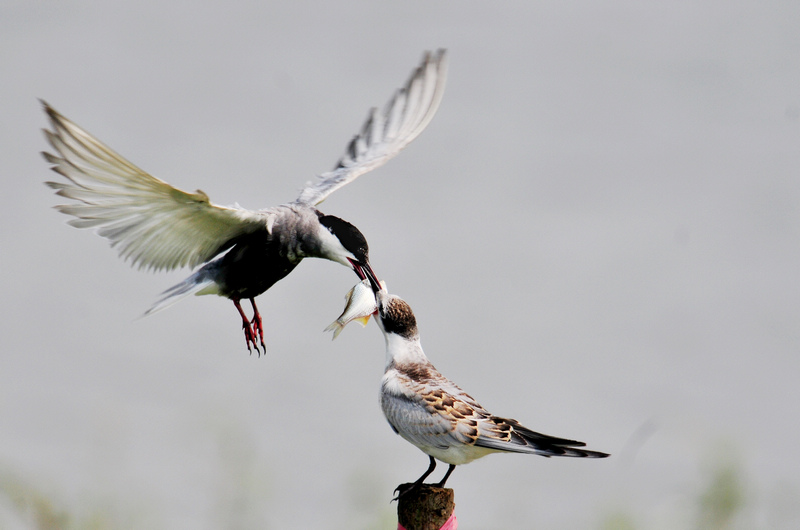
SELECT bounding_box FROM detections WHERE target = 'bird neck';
[384,332,427,370]
[300,219,352,266]
[272,206,349,266]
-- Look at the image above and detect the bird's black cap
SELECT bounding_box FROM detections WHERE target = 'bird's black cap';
[318,215,369,263]
[319,214,381,292]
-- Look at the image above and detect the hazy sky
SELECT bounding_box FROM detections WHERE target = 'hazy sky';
[2,1,799,528]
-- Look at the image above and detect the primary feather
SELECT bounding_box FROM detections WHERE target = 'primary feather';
[295,49,447,206]
[42,103,268,272]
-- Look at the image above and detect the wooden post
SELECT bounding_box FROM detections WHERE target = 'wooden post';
[396,484,456,530]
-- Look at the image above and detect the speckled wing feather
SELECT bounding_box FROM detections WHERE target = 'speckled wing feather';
[381,363,491,451]
[383,362,607,459]
[42,102,271,272]
[295,49,448,206]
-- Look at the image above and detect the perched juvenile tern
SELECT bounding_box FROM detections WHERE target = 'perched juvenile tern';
[42,50,447,353]
[373,291,609,495]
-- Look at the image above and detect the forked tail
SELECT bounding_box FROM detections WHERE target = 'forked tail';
[144,270,218,316]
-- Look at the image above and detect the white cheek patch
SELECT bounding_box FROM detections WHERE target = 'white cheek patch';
[317,227,355,266]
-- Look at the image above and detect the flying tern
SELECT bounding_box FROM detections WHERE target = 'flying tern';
[43,49,447,353]
[373,291,609,495]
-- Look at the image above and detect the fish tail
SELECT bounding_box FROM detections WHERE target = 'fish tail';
[324,321,345,340]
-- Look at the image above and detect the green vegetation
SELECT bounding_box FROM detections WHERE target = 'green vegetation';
[2,446,797,529]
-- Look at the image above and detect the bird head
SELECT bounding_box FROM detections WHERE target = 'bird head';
[375,291,418,340]
[318,214,380,291]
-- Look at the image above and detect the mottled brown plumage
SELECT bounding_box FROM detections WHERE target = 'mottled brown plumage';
[374,292,609,491]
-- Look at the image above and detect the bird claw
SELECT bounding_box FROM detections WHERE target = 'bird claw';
[242,321,264,356]
[251,314,266,353]
[391,482,419,502]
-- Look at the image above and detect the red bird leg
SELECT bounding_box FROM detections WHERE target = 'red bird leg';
[233,298,259,354]
[249,298,266,353]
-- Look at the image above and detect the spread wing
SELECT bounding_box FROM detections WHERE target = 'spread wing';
[42,101,272,272]
[295,49,448,206]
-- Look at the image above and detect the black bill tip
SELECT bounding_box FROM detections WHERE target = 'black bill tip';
[350,259,382,293]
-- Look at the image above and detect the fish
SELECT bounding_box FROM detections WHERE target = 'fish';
[325,279,386,339]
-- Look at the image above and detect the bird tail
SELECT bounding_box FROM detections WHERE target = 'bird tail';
[143,270,218,316]
[476,417,609,459]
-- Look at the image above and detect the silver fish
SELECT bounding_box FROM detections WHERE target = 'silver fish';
[325,279,386,339]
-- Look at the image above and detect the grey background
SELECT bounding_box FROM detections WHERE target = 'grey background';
[2,1,799,528]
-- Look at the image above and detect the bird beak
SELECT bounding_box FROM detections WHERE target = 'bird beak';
[374,289,389,317]
[349,259,382,294]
